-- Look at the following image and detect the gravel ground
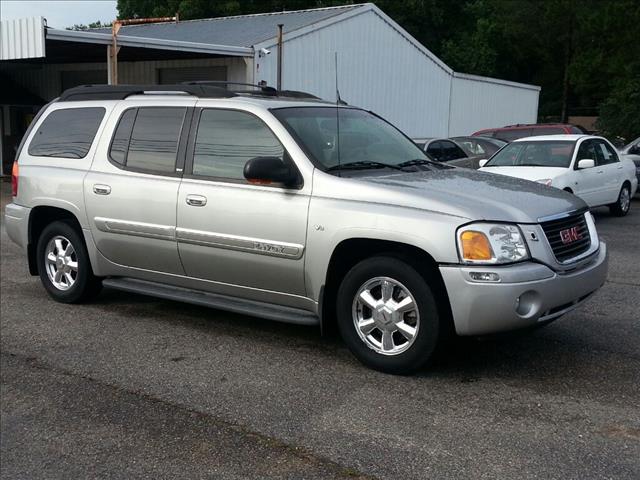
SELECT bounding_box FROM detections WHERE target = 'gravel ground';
[1,181,639,479]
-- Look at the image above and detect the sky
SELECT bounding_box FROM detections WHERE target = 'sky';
[0,1,118,29]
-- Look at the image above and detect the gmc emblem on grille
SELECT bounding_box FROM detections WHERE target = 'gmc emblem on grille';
[559,226,582,244]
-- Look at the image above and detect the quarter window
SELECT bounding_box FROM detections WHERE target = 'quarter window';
[108,107,186,173]
[192,109,284,180]
[28,107,105,159]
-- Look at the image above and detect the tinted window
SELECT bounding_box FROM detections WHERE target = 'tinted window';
[486,140,575,168]
[531,127,565,135]
[126,107,186,173]
[28,107,105,159]
[440,140,467,161]
[426,141,443,161]
[495,129,533,142]
[109,109,136,165]
[193,109,284,180]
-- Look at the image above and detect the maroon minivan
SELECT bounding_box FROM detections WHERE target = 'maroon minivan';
[472,123,586,142]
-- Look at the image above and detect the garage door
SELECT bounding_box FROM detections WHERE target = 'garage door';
[157,66,227,84]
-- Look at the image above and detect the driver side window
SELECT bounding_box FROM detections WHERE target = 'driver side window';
[576,140,596,166]
[191,109,284,180]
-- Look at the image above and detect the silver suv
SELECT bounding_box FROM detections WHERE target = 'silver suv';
[5,84,608,374]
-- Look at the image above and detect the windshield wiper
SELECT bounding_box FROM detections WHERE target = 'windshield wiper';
[398,158,450,169]
[326,161,406,172]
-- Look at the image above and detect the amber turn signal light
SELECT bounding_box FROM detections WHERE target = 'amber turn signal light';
[460,230,494,261]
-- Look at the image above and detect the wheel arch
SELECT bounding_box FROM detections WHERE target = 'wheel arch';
[320,238,453,337]
[27,206,83,275]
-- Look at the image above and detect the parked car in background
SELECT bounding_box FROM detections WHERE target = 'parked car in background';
[451,136,507,164]
[413,138,475,168]
[5,85,610,374]
[473,123,586,142]
[619,136,640,196]
[479,135,638,216]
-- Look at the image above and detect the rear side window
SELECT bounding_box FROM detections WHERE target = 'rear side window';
[531,127,564,135]
[440,140,467,161]
[28,107,105,159]
[108,107,186,173]
[495,129,533,142]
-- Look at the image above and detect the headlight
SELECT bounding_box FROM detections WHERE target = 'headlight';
[536,178,553,186]
[457,223,529,264]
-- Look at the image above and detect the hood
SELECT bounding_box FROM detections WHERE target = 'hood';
[479,166,568,182]
[352,167,586,224]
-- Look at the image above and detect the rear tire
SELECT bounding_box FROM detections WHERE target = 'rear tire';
[609,184,631,216]
[36,221,102,303]
[336,256,440,374]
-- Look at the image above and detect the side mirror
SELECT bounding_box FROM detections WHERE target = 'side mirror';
[244,156,299,187]
[577,159,595,169]
[478,159,489,168]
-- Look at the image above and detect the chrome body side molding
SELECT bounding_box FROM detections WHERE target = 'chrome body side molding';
[176,227,304,259]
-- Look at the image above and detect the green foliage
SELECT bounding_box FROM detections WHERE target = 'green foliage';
[115,0,640,140]
[67,20,112,31]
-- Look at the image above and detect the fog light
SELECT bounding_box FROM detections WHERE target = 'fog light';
[469,271,500,282]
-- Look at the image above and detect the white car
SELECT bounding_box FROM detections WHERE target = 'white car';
[479,135,638,216]
[618,136,640,196]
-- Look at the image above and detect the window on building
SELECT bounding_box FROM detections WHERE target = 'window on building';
[108,107,186,173]
[192,109,284,180]
[28,107,105,159]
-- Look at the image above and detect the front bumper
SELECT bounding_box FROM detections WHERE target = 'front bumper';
[440,242,608,336]
[4,202,31,251]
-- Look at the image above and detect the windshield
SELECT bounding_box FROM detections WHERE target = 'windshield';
[272,107,428,171]
[485,140,575,168]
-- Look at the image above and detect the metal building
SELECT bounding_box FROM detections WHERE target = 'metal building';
[0,3,540,174]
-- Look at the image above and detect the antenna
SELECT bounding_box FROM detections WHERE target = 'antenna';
[334,51,342,175]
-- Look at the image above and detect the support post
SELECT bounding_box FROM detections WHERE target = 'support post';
[277,24,283,91]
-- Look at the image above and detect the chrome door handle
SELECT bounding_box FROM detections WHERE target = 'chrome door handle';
[93,184,111,195]
[617,166,623,169]
[597,170,604,174]
[186,194,207,207]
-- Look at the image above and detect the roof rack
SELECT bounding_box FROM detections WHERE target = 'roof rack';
[58,83,323,102]
[181,81,321,100]
[58,84,237,102]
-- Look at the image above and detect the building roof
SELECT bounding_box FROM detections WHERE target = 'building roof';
[94,4,365,48]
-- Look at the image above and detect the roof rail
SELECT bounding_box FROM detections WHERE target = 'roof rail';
[181,81,321,100]
[58,84,237,102]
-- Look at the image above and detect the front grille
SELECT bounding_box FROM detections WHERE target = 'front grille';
[540,213,591,262]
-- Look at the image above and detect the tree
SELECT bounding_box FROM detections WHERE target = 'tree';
[115,0,640,139]
[67,20,112,31]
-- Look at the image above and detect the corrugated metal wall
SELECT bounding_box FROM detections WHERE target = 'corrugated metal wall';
[255,9,453,138]
[0,17,46,61]
[0,57,249,101]
[255,7,539,138]
[449,73,540,136]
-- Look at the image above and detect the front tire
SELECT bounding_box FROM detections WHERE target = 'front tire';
[36,221,102,303]
[336,256,441,374]
[609,184,631,216]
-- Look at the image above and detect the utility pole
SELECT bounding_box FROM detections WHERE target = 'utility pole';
[108,14,179,85]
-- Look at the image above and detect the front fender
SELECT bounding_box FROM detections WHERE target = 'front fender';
[304,196,464,302]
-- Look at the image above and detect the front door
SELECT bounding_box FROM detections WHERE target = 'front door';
[85,102,194,274]
[572,139,601,206]
[176,107,310,303]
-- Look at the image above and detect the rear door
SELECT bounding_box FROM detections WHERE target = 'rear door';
[84,100,195,274]
[593,138,623,204]
[175,106,310,303]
